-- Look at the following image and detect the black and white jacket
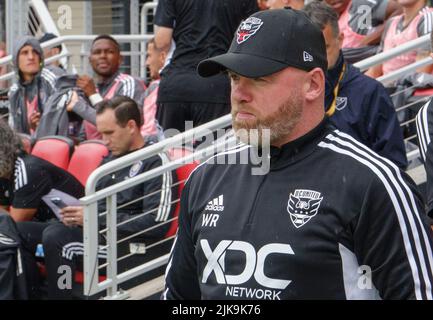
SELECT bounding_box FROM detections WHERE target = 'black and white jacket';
[164,119,433,300]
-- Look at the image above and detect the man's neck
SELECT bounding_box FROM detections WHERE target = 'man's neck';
[96,71,118,85]
[128,136,146,153]
[402,1,425,25]
[21,73,36,84]
[272,109,325,148]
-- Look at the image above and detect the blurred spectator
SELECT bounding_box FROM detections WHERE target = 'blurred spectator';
[17,96,177,299]
[66,35,146,140]
[366,0,433,78]
[141,38,166,140]
[304,1,407,168]
[0,119,84,222]
[325,0,401,59]
[8,36,64,135]
[38,32,65,71]
[266,0,304,9]
[153,0,259,133]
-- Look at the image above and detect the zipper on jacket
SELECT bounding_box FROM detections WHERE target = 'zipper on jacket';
[245,174,268,226]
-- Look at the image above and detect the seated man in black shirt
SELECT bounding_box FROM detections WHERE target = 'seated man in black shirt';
[18,96,177,299]
[0,120,84,222]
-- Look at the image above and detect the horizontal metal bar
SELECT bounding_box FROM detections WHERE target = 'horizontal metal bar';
[377,56,433,85]
[354,33,431,71]
[83,113,232,196]
[0,34,154,66]
[82,134,236,203]
[396,96,431,113]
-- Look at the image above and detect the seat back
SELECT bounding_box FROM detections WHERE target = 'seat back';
[413,88,433,97]
[31,136,74,170]
[165,148,199,238]
[67,140,109,186]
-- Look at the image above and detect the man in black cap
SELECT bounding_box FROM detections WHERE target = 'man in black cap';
[163,8,433,300]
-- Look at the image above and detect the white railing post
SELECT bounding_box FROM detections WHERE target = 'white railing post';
[29,0,71,69]
[140,2,158,79]
[83,202,99,296]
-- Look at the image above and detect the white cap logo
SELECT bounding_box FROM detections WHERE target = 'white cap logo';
[303,51,314,62]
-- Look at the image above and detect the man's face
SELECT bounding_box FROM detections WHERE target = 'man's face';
[18,45,41,77]
[146,42,165,81]
[89,39,122,77]
[230,67,305,147]
[96,109,133,156]
[43,47,59,59]
[323,23,342,70]
[324,0,351,15]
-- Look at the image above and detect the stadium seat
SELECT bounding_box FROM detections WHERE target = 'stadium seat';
[413,88,433,97]
[31,135,74,170]
[67,140,109,186]
[37,262,106,284]
[165,147,199,238]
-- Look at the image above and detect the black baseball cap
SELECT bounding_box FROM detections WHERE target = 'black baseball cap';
[198,8,327,78]
[39,33,62,50]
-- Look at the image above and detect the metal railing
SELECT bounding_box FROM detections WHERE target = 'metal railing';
[28,0,71,70]
[78,31,433,298]
[2,0,429,296]
[81,114,234,298]
[354,33,431,71]
[0,34,153,80]
[140,0,158,79]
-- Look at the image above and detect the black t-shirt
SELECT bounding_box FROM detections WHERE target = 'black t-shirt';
[154,0,258,104]
[0,153,84,221]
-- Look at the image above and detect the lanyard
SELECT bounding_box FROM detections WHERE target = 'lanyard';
[326,63,346,117]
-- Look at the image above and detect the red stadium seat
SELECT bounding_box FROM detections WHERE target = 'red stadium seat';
[37,262,106,284]
[165,147,199,238]
[67,140,109,186]
[413,88,433,97]
[31,135,74,170]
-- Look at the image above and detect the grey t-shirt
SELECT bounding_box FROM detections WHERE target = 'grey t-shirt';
[347,0,388,35]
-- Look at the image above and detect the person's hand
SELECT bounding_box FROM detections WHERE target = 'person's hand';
[66,90,79,111]
[61,206,84,227]
[29,111,40,130]
[76,75,97,97]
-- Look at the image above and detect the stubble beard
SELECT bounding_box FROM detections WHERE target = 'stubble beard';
[232,93,303,147]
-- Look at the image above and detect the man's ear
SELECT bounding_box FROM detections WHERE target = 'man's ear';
[304,68,325,102]
[159,51,167,66]
[127,119,137,133]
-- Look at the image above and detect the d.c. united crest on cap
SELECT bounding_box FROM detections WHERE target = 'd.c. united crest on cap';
[236,17,263,44]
